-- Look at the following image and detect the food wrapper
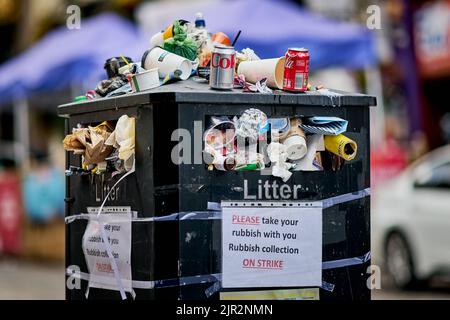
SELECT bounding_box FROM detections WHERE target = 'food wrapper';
[324,134,357,161]
[63,121,114,165]
[63,129,88,154]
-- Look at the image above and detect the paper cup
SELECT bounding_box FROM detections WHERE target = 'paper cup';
[283,135,307,160]
[131,68,160,92]
[237,57,285,89]
[279,118,307,160]
[143,47,192,80]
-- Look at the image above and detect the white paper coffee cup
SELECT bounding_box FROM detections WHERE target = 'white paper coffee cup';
[237,57,285,89]
[131,68,160,92]
[283,135,307,160]
[143,47,192,80]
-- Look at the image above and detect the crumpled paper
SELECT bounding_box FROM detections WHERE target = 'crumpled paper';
[234,108,268,140]
[233,75,272,94]
[106,115,135,162]
[236,48,260,66]
[63,130,87,155]
[63,122,114,165]
[245,78,273,94]
[267,142,294,182]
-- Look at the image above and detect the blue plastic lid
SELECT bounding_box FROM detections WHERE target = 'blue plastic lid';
[195,12,206,28]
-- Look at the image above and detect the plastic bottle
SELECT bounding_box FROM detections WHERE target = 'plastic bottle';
[195,12,206,29]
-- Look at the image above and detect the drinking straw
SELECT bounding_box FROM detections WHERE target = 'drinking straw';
[120,54,131,67]
[231,30,242,47]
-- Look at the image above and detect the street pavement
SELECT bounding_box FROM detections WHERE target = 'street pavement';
[373,287,450,300]
[0,258,64,300]
[1,258,449,300]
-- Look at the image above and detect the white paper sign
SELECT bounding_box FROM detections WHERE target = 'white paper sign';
[222,203,322,288]
[82,207,132,293]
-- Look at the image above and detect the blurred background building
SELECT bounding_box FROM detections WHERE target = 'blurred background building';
[0,0,449,299]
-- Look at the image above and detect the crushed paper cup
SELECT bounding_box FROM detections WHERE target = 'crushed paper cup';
[237,57,285,89]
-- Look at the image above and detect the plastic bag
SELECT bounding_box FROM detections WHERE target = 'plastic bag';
[163,20,198,61]
[106,115,136,162]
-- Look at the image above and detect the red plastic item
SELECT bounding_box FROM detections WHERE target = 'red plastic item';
[0,172,23,255]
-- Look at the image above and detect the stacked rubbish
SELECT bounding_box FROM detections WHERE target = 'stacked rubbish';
[63,115,136,176]
[74,12,326,102]
[203,108,358,182]
[67,13,357,178]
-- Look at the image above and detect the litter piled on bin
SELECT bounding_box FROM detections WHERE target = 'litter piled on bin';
[202,108,358,182]
[72,12,332,103]
[65,13,358,182]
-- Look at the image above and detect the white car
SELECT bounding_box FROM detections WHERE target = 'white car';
[372,145,450,288]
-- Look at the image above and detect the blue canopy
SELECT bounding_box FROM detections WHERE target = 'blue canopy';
[0,13,147,105]
[138,0,377,69]
[0,1,376,105]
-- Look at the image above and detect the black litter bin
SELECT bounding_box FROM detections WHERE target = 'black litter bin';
[58,79,376,300]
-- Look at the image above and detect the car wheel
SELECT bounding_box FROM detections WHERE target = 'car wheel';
[385,232,418,289]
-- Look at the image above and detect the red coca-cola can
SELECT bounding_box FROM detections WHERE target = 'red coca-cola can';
[210,45,236,90]
[283,48,310,92]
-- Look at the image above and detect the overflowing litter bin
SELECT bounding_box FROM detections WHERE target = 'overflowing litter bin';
[59,79,376,300]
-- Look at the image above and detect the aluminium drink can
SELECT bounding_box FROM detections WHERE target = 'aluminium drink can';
[210,45,236,90]
[283,48,310,92]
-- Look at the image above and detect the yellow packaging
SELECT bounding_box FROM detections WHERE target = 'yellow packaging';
[324,134,357,161]
[220,288,319,300]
